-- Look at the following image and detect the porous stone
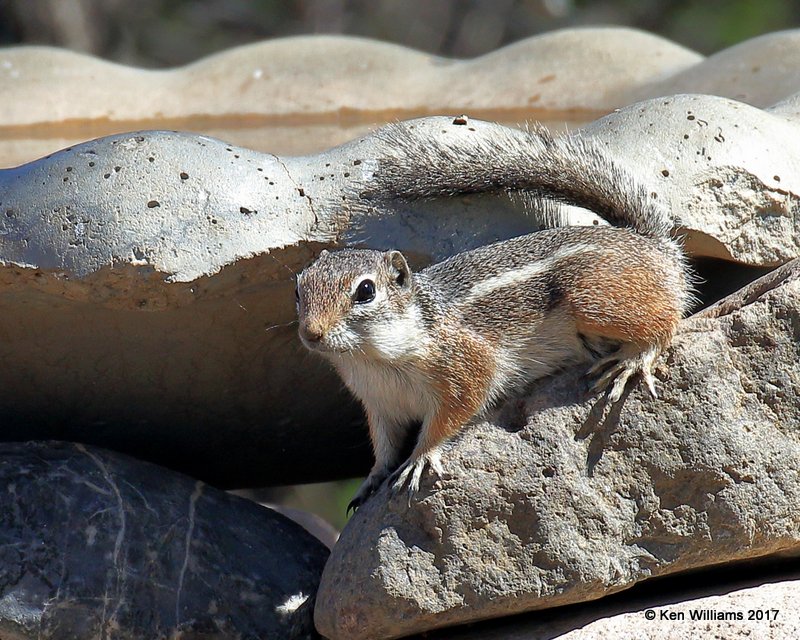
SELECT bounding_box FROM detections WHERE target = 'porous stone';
[314,260,800,640]
[584,94,800,266]
[0,125,538,487]
[0,441,328,639]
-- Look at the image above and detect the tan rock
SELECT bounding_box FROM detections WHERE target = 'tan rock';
[7,29,800,167]
[556,580,800,640]
[0,28,709,166]
[639,31,800,108]
[415,569,800,639]
[0,29,698,126]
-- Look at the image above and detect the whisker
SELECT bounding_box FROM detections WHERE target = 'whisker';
[264,319,298,333]
[268,253,298,278]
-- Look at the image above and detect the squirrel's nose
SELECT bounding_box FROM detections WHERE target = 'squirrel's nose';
[300,323,324,343]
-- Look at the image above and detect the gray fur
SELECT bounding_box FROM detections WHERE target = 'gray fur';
[363,120,672,240]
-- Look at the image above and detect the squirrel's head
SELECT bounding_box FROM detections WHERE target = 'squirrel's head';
[296,248,417,358]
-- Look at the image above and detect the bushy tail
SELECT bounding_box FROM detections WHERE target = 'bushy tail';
[363,118,672,240]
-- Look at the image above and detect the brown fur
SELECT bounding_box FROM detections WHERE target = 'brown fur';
[420,322,495,454]
[565,248,682,346]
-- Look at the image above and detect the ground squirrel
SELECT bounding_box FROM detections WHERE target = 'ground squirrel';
[296,119,691,511]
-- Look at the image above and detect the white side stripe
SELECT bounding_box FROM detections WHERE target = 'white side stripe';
[463,244,594,304]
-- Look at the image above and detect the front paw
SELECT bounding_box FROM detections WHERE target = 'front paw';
[347,472,388,514]
[389,449,444,499]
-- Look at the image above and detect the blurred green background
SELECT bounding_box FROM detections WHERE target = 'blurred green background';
[1,0,796,66]
[1,0,795,531]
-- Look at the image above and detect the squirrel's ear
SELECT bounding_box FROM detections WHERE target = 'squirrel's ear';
[387,251,412,288]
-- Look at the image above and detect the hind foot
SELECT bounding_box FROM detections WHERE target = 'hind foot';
[587,343,661,403]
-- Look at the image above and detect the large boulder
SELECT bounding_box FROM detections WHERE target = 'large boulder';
[314,260,800,640]
[0,441,329,639]
[584,94,800,265]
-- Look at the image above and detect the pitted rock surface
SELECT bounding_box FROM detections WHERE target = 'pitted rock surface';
[0,124,537,486]
[314,260,800,640]
[0,441,328,639]
[584,94,800,265]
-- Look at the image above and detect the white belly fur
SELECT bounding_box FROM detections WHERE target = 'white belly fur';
[333,355,438,427]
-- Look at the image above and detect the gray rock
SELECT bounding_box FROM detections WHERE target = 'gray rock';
[0,441,328,639]
[0,110,796,486]
[0,125,536,487]
[314,260,800,640]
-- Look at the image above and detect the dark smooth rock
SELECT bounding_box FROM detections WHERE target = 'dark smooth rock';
[0,441,328,639]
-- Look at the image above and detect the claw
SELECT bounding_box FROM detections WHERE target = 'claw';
[346,498,361,516]
[586,355,615,379]
[387,461,408,494]
[346,468,390,514]
[589,344,661,403]
[389,449,444,500]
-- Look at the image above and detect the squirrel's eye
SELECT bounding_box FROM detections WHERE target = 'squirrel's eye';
[354,279,376,304]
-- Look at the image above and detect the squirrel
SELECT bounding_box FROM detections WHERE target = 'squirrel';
[296,118,692,511]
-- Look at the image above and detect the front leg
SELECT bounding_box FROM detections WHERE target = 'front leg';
[390,402,481,498]
[388,436,445,497]
[348,411,408,513]
[391,333,495,499]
